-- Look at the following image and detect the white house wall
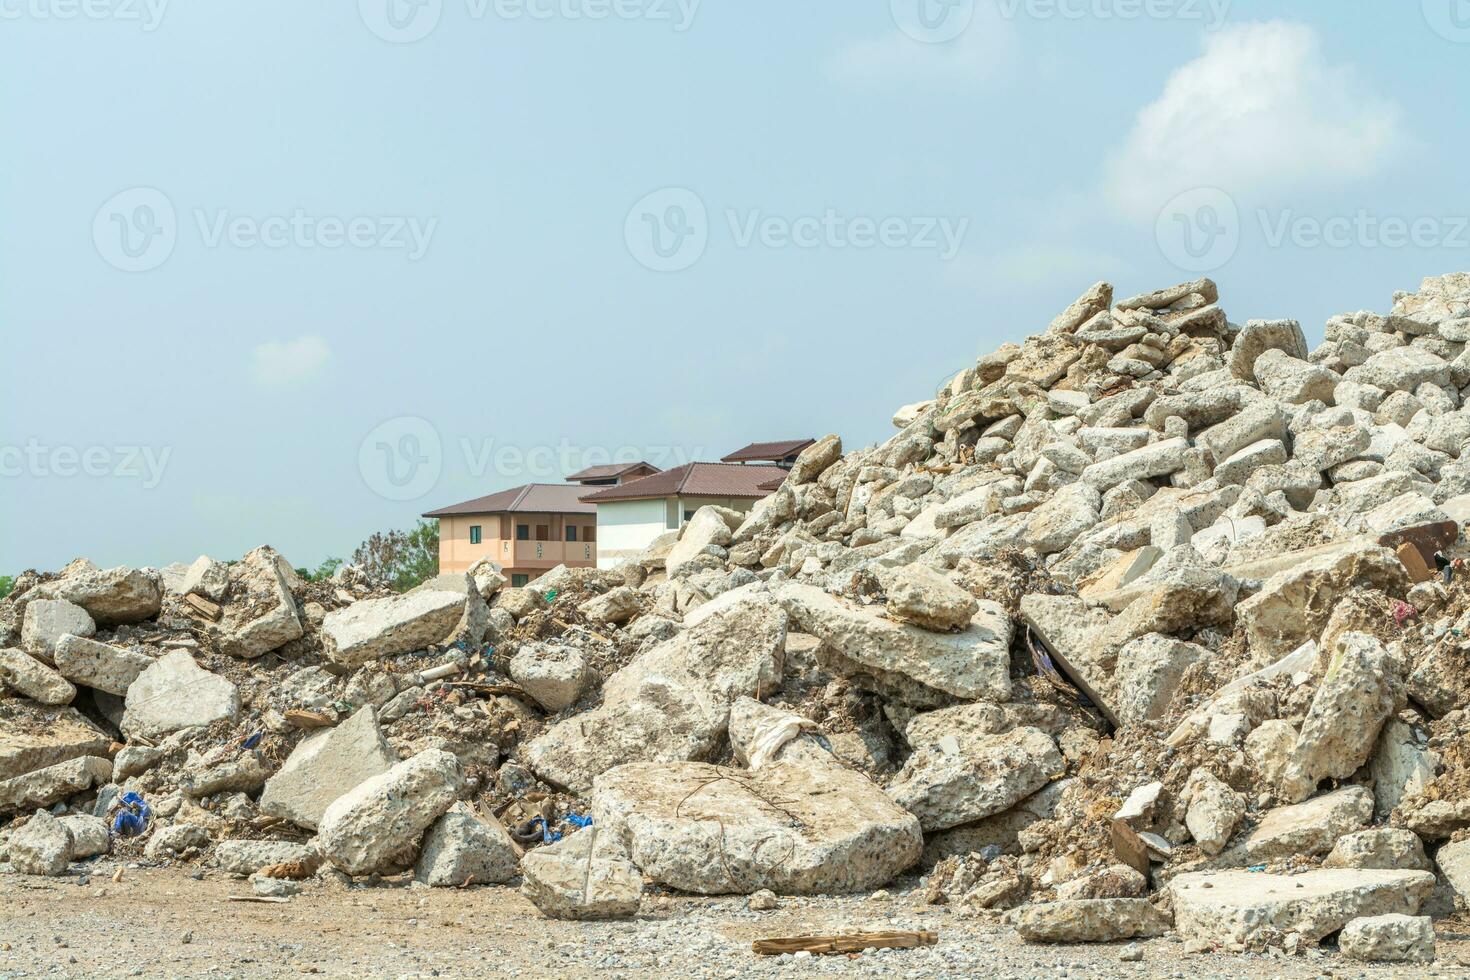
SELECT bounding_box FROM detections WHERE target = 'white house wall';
[594,498,669,569]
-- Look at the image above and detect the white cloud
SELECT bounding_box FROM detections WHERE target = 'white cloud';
[249,335,332,388]
[825,5,1018,87]
[1104,21,1405,220]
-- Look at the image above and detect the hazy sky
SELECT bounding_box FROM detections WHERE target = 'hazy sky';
[3,1,1468,573]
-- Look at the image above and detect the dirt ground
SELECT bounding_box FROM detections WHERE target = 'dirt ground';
[4,865,1470,979]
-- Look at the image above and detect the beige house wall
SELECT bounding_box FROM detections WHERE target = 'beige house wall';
[436,511,597,582]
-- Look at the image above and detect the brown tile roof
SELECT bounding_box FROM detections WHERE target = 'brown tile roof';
[757,474,788,492]
[564,462,660,483]
[422,483,596,518]
[579,463,789,503]
[721,439,815,463]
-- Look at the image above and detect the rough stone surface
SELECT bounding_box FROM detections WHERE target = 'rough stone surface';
[414,803,521,887]
[0,703,110,781]
[32,565,162,626]
[213,840,317,875]
[886,727,1061,832]
[880,564,978,632]
[577,586,640,626]
[0,756,113,815]
[523,595,786,795]
[208,547,304,659]
[57,814,109,858]
[593,747,922,895]
[1170,869,1435,948]
[0,648,75,704]
[317,749,463,876]
[260,706,397,831]
[778,583,1010,703]
[53,634,153,695]
[1339,913,1435,963]
[1323,829,1431,871]
[8,810,73,876]
[122,651,239,741]
[508,642,592,713]
[20,599,96,660]
[321,588,466,666]
[1225,787,1374,863]
[1015,898,1167,944]
[520,828,644,920]
[1279,633,1405,803]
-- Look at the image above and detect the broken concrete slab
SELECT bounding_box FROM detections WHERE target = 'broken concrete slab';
[521,827,644,920]
[593,753,922,895]
[207,547,304,660]
[53,634,153,696]
[886,727,1061,832]
[20,599,96,661]
[1339,913,1435,963]
[8,810,73,876]
[122,650,239,741]
[1170,869,1435,948]
[213,840,318,876]
[321,588,466,666]
[779,583,1010,703]
[879,564,978,632]
[0,702,111,781]
[318,749,463,876]
[414,803,521,887]
[1323,829,1431,872]
[0,756,112,815]
[522,595,786,795]
[1015,898,1168,944]
[0,648,75,704]
[1224,787,1374,863]
[259,706,397,831]
[31,565,162,626]
[508,642,592,713]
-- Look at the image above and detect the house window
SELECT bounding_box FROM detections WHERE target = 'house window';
[516,524,529,541]
[684,510,696,523]
[511,573,529,588]
[565,526,577,542]
[584,525,595,543]
[469,525,482,545]
[535,525,549,541]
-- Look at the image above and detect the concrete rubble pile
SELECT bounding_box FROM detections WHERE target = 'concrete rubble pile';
[5,271,1470,963]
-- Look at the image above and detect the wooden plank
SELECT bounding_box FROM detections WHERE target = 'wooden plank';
[752,931,938,956]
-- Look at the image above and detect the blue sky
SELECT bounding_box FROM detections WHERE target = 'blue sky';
[3,0,1468,572]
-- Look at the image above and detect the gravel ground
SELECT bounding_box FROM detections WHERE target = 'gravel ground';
[3,864,1469,978]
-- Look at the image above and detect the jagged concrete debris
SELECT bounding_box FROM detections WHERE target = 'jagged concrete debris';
[522,594,785,795]
[886,727,1061,832]
[520,828,644,920]
[9,810,74,876]
[259,706,396,830]
[1340,914,1435,963]
[121,650,239,741]
[52,633,152,695]
[20,599,96,660]
[414,803,521,887]
[507,642,592,713]
[317,749,463,876]
[31,565,162,626]
[321,588,466,666]
[1170,869,1435,949]
[208,547,304,659]
[1015,898,1167,943]
[0,648,75,704]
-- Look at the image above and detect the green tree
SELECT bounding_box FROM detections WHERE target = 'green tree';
[295,558,344,583]
[350,520,439,592]
[0,576,13,600]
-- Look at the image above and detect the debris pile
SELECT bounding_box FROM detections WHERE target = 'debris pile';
[4,271,1470,963]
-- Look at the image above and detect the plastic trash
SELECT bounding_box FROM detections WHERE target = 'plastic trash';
[240,731,262,751]
[565,813,593,829]
[111,791,152,838]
